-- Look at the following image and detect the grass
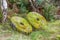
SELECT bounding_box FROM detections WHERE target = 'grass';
[0,20,60,40]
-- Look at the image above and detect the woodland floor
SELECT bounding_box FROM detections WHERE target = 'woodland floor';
[0,20,60,40]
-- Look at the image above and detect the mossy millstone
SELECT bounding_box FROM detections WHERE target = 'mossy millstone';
[11,16,32,33]
[27,12,47,29]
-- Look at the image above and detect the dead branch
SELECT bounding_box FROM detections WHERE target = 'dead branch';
[29,0,41,13]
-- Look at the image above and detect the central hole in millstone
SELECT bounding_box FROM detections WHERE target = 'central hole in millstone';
[20,22,24,25]
[36,18,39,21]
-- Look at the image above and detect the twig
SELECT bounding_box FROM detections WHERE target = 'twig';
[29,0,37,12]
[29,0,40,13]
